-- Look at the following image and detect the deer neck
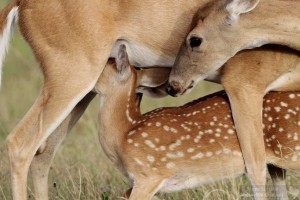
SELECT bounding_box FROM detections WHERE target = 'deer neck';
[98,77,142,162]
[242,0,300,50]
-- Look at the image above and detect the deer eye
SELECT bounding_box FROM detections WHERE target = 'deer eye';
[189,36,202,49]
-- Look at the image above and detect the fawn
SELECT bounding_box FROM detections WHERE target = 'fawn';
[94,45,299,200]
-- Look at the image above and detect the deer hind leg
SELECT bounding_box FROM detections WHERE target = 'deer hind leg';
[30,92,96,200]
[268,165,288,200]
[128,178,165,200]
[6,52,110,200]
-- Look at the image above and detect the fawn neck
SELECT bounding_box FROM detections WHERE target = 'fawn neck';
[98,74,142,162]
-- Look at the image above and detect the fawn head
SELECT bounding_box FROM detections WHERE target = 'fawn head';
[95,45,171,98]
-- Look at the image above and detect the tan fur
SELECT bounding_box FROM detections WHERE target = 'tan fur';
[95,53,300,200]
[30,93,96,199]
[169,0,300,92]
[0,1,17,33]
[167,1,300,198]
[169,45,300,198]
[0,1,210,199]
[0,0,299,199]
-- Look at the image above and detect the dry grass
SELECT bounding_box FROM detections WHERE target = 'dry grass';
[0,4,300,199]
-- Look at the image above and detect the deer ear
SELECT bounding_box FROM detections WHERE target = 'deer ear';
[116,44,131,79]
[226,0,259,19]
[136,67,171,88]
[136,83,169,98]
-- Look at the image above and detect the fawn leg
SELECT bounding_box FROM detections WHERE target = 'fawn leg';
[128,178,164,200]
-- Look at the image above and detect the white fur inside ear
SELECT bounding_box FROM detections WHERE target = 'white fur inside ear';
[136,86,168,98]
[139,74,161,87]
[118,66,131,81]
[226,0,259,16]
[137,68,171,88]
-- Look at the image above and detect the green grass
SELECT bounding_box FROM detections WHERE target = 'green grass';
[0,4,300,199]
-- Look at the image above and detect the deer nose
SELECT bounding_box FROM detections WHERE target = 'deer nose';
[166,82,181,97]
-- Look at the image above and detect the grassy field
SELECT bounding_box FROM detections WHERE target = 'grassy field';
[0,2,300,199]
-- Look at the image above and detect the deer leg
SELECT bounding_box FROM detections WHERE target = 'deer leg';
[128,178,164,200]
[225,87,266,200]
[30,92,96,200]
[6,53,109,200]
[268,165,288,200]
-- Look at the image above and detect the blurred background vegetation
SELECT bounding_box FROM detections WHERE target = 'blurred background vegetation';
[0,1,299,199]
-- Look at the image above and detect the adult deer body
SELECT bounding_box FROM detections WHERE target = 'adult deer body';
[0,1,208,199]
[167,0,300,198]
[95,46,298,199]
[0,0,299,199]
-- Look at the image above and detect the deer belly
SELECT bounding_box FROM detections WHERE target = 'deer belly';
[110,40,175,68]
[266,65,300,92]
[159,168,244,193]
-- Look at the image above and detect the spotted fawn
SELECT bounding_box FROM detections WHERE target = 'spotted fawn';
[94,45,299,200]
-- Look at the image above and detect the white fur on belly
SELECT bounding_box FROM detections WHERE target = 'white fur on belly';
[159,172,243,193]
[110,40,175,67]
[265,65,300,93]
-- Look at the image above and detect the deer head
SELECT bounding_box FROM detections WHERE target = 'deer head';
[167,0,260,96]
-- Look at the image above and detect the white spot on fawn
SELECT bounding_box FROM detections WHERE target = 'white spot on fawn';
[274,107,281,112]
[284,114,290,120]
[187,148,195,153]
[134,158,144,166]
[191,153,204,160]
[127,139,133,144]
[147,155,155,163]
[145,140,156,148]
[206,152,213,157]
[279,128,284,132]
[163,125,170,132]
[280,102,288,107]
[170,128,178,133]
[128,130,136,136]
[294,133,298,141]
[166,162,176,169]
[289,94,296,99]
[142,132,148,138]
[159,146,166,151]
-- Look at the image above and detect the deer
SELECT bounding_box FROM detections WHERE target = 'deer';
[96,45,300,199]
[166,0,300,198]
[0,0,299,199]
[28,45,300,200]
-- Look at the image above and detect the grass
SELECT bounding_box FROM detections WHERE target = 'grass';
[0,3,300,199]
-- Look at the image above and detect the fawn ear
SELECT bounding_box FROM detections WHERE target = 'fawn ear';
[137,82,169,98]
[136,68,171,98]
[116,44,131,80]
[226,0,259,19]
[136,67,171,88]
